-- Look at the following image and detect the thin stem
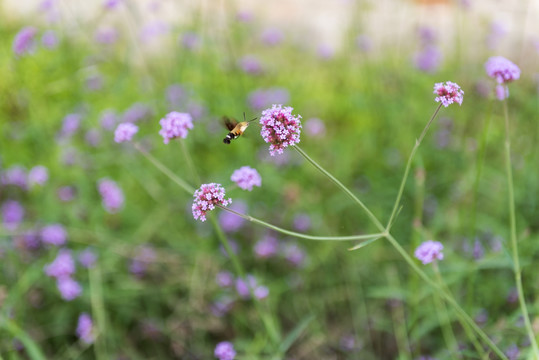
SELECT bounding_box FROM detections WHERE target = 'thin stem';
[134,143,195,194]
[179,139,201,185]
[384,233,507,359]
[502,100,539,358]
[386,104,443,230]
[292,145,385,232]
[218,205,385,242]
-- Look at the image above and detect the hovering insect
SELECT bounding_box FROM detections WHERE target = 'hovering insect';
[222,113,258,144]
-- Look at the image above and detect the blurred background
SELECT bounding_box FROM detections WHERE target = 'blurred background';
[1,0,539,359]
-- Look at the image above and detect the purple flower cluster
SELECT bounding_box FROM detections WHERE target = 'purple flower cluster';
[28,165,49,186]
[414,46,442,73]
[259,105,302,156]
[129,245,156,278]
[114,123,139,143]
[192,183,231,222]
[44,249,82,301]
[1,165,28,189]
[79,248,97,268]
[97,179,124,213]
[414,240,444,265]
[214,341,236,360]
[485,56,520,100]
[13,27,37,56]
[433,81,464,107]
[59,113,81,139]
[254,235,279,258]
[41,224,67,246]
[230,166,261,191]
[76,313,95,344]
[42,30,58,49]
[261,28,284,46]
[159,111,193,144]
[216,271,234,288]
[57,276,82,301]
[95,27,118,45]
[1,200,25,231]
[100,110,118,131]
[235,275,268,300]
[238,55,263,74]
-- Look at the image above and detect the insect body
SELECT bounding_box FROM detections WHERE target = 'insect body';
[223,114,257,144]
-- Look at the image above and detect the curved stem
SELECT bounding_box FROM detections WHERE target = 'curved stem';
[292,145,385,232]
[386,104,442,230]
[502,100,539,358]
[218,205,385,242]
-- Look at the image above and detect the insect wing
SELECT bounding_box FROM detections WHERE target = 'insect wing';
[223,116,238,131]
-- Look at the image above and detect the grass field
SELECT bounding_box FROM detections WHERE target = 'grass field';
[1,1,539,359]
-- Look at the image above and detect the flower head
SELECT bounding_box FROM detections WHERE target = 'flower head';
[114,122,139,143]
[56,276,82,301]
[2,200,25,231]
[414,45,442,73]
[41,224,67,246]
[97,179,124,213]
[76,313,95,344]
[13,27,37,56]
[79,248,97,268]
[254,235,279,259]
[216,271,234,288]
[28,165,48,186]
[59,114,81,138]
[100,110,118,131]
[42,30,59,49]
[260,105,302,156]
[1,165,28,189]
[44,249,75,278]
[414,240,444,265]
[159,111,193,144]
[230,166,261,191]
[192,183,231,222]
[485,56,521,84]
[214,341,236,360]
[433,81,464,107]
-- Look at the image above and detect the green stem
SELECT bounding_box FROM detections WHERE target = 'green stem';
[502,100,539,358]
[386,104,442,230]
[179,138,201,184]
[134,143,195,194]
[292,145,385,231]
[218,205,384,242]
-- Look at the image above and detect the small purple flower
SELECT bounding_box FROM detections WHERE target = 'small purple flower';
[433,81,464,107]
[41,30,58,49]
[159,111,193,144]
[85,129,102,147]
[219,201,247,232]
[129,245,156,277]
[18,230,41,251]
[79,248,97,269]
[260,105,302,156]
[57,276,82,301]
[248,88,290,111]
[414,45,442,73]
[211,296,235,317]
[41,224,67,246]
[103,0,121,9]
[485,56,521,84]
[216,271,234,287]
[165,84,187,107]
[235,275,256,299]
[140,21,170,43]
[2,200,25,231]
[505,344,519,360]
[76,313,95,344]
[58,186,76,202]
[114,123,139,143]
[59,113,81,138]
[230,166,261,191]
[180,32,201,50]
[417,26,437,45]
[28,165,48,186]
[473,238,484,260]
[100,110,118,131]
[253,286,269,299]
[97,179,124,213]
[13,27,37,56]
[214,341,236,360]
[238,55,263,74]
[1,165,28,189]
[123,103,152,123]
[44,249,75,278]
[254,235,279,259]
[261,28,284,46]
[192,183,231,222]
[281,243,306,267]
[317,44,335,60]
[85,74,103,91]
[293,214,311,232]
[414,240,444,265]
[304,118,326,137]
[236,10,253,22]
[95,27,118,45]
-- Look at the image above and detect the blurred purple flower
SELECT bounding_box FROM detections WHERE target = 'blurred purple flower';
[507,287,518,304]
[230,166,261,191]
[60,146,79,167]
[180,32,201,50]
[18,230,41,251]
[281,243,306,267]
[214,341,236,360]
[166,84,187,107]
[103,0,121,9]
[85,129,101,147]
[304,118,326,137]
[413,45,442,73]
[260,104,302,156]
[97,178,124,213]
[253,286,269,299]
[216,271,234,287]
[475,80,491,98]
[41,30,58,49]
[100,110,118,131]
[485,56,520,84]
[140,21,170,43]
[505,344,519,360]
[95,27,118,45]
[2,200,25,230]
[317,44,335,60]
[219,200,247,233]
[114,123,138,143]
[293,214,311,232]
[13,27,37,56]
[433,81,464,107]
[495,84,509,101]
[236,10,253,22]
[417,26,437,45]
[211,296,235,317]
[248,87,290,111]
[356,34,373,52]
[79,248,97,268]
[129,245,156,277]
[192,183,231,222]
[186,101,206,120]
[219,239,239,258]
[57,276,82,301]
[123,103,152,123]
[159,111,193,144]
[85,74,103,91]
[238,55,263,74]
[261,28,283,46]
[254,235,279,259]
[1,165,28,189]
[28,165,48,186]
[473,238,484,260]
[235,275,267,300]
[486,21,507,50]
[414,240,444,265]
[59,113,81,138]
[57,186,76,202]
[41,224,67,246]
[44,249,75,278]
[76,313,95,344]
